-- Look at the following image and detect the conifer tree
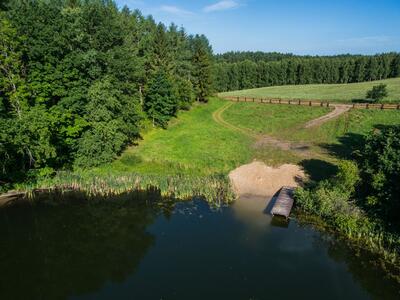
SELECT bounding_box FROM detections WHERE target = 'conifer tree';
[144,70,178,127]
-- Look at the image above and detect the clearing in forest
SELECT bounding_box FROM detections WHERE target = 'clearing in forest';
[95,98,400,183]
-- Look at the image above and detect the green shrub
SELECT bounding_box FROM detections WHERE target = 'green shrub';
[366,84,388,102]
[357,125,400,224]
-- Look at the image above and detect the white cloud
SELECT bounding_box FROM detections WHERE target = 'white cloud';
[203,1,240,13]
[160,5,194,16]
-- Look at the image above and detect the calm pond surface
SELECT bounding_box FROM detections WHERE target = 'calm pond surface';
[0,192,399,300]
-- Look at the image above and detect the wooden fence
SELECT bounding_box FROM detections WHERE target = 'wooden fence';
[221,96,400,110]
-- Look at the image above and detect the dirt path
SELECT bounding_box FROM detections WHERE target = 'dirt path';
[213,101,351,156]
[212,102,258,138]
[215,102,345,201]
[212,102,312,156]
[304,104,351,128]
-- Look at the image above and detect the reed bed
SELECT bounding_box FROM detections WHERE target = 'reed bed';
[20,171,235,206]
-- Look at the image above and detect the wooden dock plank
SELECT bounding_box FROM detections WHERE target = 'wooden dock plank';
[271,186,295,218]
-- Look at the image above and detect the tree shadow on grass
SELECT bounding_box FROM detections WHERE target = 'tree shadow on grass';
[351,98,374,103]
[299,159,338,182]
[319,132,365,160]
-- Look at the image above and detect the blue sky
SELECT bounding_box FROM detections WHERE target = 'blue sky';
[116,0,400,55]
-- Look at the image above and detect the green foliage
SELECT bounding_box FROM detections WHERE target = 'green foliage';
[176,78,195,110]
[191,35,213,101]
[295,160,359,217]
[357,125,400,224]
[0,1,213,186]
[366,84,388,102]
[295,160,400,267]
[144,70,179,128]
[214,52,400,92]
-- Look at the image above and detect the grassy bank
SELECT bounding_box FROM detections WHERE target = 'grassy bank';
[22,172,234,206]
[19,98,400,203]
[96,99,253,177]
[295,161,400,280]
[219,77,400,103]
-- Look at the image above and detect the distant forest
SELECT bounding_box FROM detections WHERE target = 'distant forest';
[213,52,400,92]
[0,0,213,185]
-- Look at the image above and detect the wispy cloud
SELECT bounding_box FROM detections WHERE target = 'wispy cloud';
[160,5,194,16]
[203,1,240,13]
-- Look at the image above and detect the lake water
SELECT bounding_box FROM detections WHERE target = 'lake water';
[0,193,399,300]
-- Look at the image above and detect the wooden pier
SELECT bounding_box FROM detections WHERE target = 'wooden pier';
[271,186,295,218]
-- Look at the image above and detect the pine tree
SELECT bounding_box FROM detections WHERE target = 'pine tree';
[144,70,178,127]
[191,35,213,102]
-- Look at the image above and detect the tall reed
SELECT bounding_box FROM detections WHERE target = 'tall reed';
[20,171,235,206]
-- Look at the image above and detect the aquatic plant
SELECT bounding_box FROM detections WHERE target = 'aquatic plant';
[18,171,235,206]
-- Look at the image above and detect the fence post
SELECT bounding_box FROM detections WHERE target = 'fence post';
[269,99,272,104]
[397,104,400,110]
[381,104,384,110]
[253,98,255,102]
[366,103,369,109]
[327,102,330,107]
[288,100,291,105]
[352,103,355,109]
[320,102,323,107]
[237,97,239,102]
[298,100,301,105]
[309,101,312,106]
[279,99,281,104]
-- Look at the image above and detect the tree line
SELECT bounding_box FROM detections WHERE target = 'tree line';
[0,0,213,186]
[213,52,400,92]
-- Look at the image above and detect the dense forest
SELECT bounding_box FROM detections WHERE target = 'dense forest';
[214,52,400,91]
[0,0,213,186]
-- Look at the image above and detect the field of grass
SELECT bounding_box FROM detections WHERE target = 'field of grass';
[96,98,339,176]
[95,99,253,177]
[219,77,400,103]
[28,97,400,201]
[89,97,400,178]
[223,102,400,144]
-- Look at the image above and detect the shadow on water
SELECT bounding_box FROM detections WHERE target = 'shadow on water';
[1,193,400,299]
[315,231,400,299]
[270,216,290,228]
[0,190,174,300]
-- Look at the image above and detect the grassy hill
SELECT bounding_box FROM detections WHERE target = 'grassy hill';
[219,78,400,103]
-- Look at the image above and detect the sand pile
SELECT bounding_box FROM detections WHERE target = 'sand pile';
[229,161,305,198]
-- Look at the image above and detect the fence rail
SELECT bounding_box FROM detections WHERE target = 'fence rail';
[221,96,400,110]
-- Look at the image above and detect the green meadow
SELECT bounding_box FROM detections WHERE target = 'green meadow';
[27,97,400,200]
[219,77,400,103]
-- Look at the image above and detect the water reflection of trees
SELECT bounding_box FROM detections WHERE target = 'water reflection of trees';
[314,230,400,299]
[0,191,171,300]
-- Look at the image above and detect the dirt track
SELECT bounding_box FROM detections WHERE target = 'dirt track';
[213,101,350,156]
[213,101,349,199]
[304,104,351,128]
[213,102,312,156]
